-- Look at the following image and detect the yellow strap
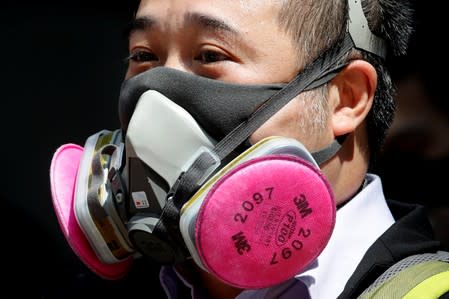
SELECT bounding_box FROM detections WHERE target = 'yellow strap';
[359,261,449,298]
[403,271,449,299]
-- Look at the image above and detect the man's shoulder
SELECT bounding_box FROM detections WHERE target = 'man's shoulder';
[358,251,449,299]
[338,200,446,298]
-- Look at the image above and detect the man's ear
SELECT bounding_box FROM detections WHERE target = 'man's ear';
[329,60,377,137]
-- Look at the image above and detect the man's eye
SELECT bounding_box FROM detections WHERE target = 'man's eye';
[195,50,229,64]
[126,51,158,63]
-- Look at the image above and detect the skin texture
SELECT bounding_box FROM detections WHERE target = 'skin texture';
[127,0,377,297]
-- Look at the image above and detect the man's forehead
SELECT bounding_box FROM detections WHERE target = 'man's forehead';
[136,0,283,16]
[133,0,286,39]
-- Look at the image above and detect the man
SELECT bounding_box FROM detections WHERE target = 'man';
[117,0,449,298]
[49,0,447,298]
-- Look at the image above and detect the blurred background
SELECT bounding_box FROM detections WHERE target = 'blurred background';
[2,1,164,298]
[1,0,447,298]
[377,1,449,249]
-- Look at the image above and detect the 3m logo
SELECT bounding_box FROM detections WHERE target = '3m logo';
[294,194,312,219]
[232,231,251,255]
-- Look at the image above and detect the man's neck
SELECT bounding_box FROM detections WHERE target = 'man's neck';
[197,268,243,299]
[176,261,243,299]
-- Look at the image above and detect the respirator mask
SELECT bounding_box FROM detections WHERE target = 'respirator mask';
[50,0,386,289]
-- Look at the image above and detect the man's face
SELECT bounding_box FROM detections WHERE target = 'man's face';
[127,0,333,150]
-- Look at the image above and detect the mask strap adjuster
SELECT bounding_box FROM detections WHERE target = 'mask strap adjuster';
[311,137,346,165]
[149,149,220,263]
[347,0,386,58]
[108,166,129,225]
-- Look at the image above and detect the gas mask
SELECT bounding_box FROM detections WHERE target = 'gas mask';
[50,0,386,289]
[51,69,338,288]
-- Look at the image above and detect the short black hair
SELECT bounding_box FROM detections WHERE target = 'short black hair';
[278,0,413,167]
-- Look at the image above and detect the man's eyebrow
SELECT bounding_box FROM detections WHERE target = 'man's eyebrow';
[124,16,157,38]
[123,13,240,39]
[185,12,239,36]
